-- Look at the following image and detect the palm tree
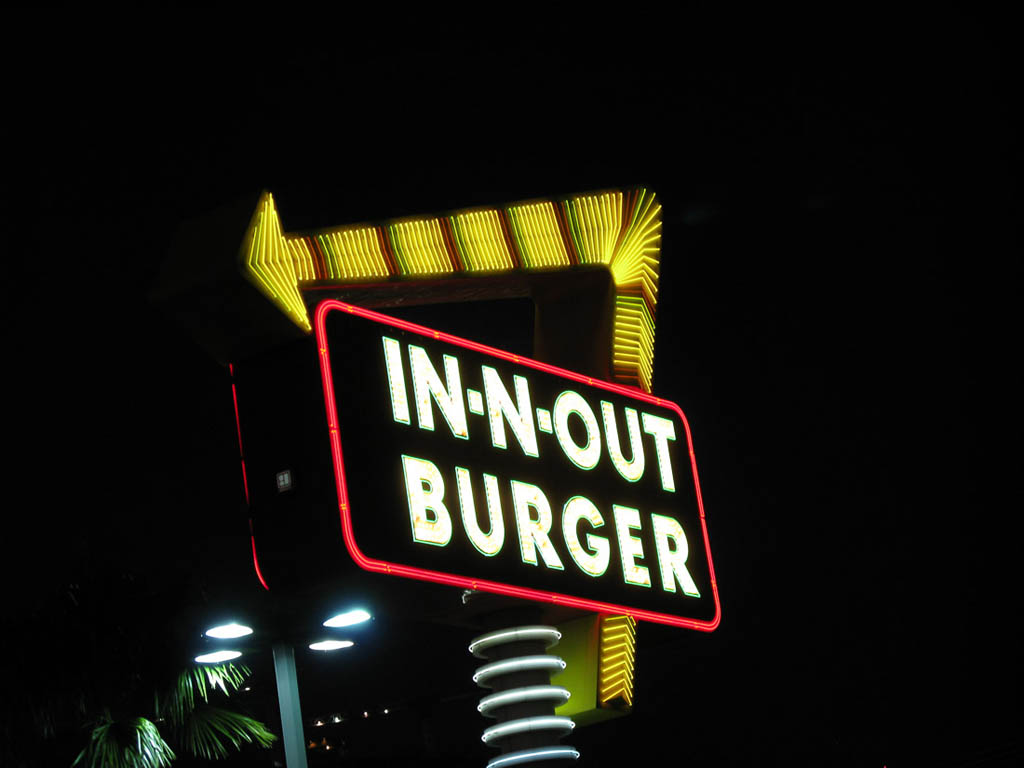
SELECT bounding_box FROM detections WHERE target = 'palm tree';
[72,663,276,768]
[1,564,276,768]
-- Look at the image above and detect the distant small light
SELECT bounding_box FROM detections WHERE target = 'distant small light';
[195,650,242,664]
[332,715,342,723]
[314,720,324,727]
[243,687,251,692]
[323,609,371,628]
[204,623,253,639]
[383,708,389,715]
[363,711,368,718]
[309,640,354,652]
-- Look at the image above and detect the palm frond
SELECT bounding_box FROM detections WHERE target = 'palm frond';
[157,663,250,726]
[73,715,175,768]
[174,703,276,760]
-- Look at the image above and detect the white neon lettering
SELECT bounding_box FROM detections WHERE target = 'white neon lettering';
[641,412,677,491]
[409,345,469,440]
[553,391,601,470]
[401,455,452,546]
[456,467,505,556]
[467,388,485,415]
[613,505,651,587]
[562,496,609,577]
[511,480,564,570]
[382,337,410,424]
[651,514,700,596]
[536,408,553,433]
[601,402,645,482]
[482,366,538,457]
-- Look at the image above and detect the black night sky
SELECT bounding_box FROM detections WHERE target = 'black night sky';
[7,15,1020,768]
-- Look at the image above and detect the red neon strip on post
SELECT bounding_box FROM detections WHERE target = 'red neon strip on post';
[232,364,268,591]
[229,364,250,506]
[315,299,720,630]
[250,534,270,591]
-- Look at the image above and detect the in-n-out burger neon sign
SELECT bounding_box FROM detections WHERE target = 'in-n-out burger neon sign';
[389,344,699,596]
[316,301,720,630]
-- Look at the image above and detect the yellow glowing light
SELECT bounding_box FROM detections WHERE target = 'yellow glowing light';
[315,226,391,282]
[452,210,517,273]
[612,294,656,392]
[390,219,455,277]
[506,201,571,269]
[598,615,636,707]
[287,237,318,282]
[567,192,623,266]
[609,189,661,310]
[242,191,310,331]
[240,188,662,392]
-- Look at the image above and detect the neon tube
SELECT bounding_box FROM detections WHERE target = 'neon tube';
[481,716,575,744]
[478,686,571,716]
[249,534,270,592]
[486,746,580,767]
[473,655,566,686]
[468,626,561,658]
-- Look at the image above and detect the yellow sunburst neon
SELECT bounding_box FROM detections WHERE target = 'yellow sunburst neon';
[608,190,661,311]
[506,201,571,269]
[240,187,662,391]
[598,615,637,707]
[452,210,516,273]
[390,219,454,277]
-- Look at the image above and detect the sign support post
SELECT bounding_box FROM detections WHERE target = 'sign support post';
[469,606,579,766]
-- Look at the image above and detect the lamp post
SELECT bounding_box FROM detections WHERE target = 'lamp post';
[195,607,372,768]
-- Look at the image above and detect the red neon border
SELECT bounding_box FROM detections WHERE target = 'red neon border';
[314,299,721,631]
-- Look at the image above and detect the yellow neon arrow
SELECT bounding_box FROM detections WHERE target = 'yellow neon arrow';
[241,188,662,391]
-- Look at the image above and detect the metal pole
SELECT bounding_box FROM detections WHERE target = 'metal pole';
[272,643,308,768]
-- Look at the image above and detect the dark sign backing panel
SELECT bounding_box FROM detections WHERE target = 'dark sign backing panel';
[316,300,720,630]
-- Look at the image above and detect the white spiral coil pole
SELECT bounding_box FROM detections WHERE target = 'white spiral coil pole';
[469,625,580,767]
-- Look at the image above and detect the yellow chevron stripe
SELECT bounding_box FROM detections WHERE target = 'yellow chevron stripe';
[598,615,637,708]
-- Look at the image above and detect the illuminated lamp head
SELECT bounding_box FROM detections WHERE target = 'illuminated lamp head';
[203,622,254,639]
[309,640,354,652]
[322,609,371,628]
[195,650,242,664]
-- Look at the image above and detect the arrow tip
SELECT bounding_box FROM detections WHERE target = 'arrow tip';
[241,191,311,332]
